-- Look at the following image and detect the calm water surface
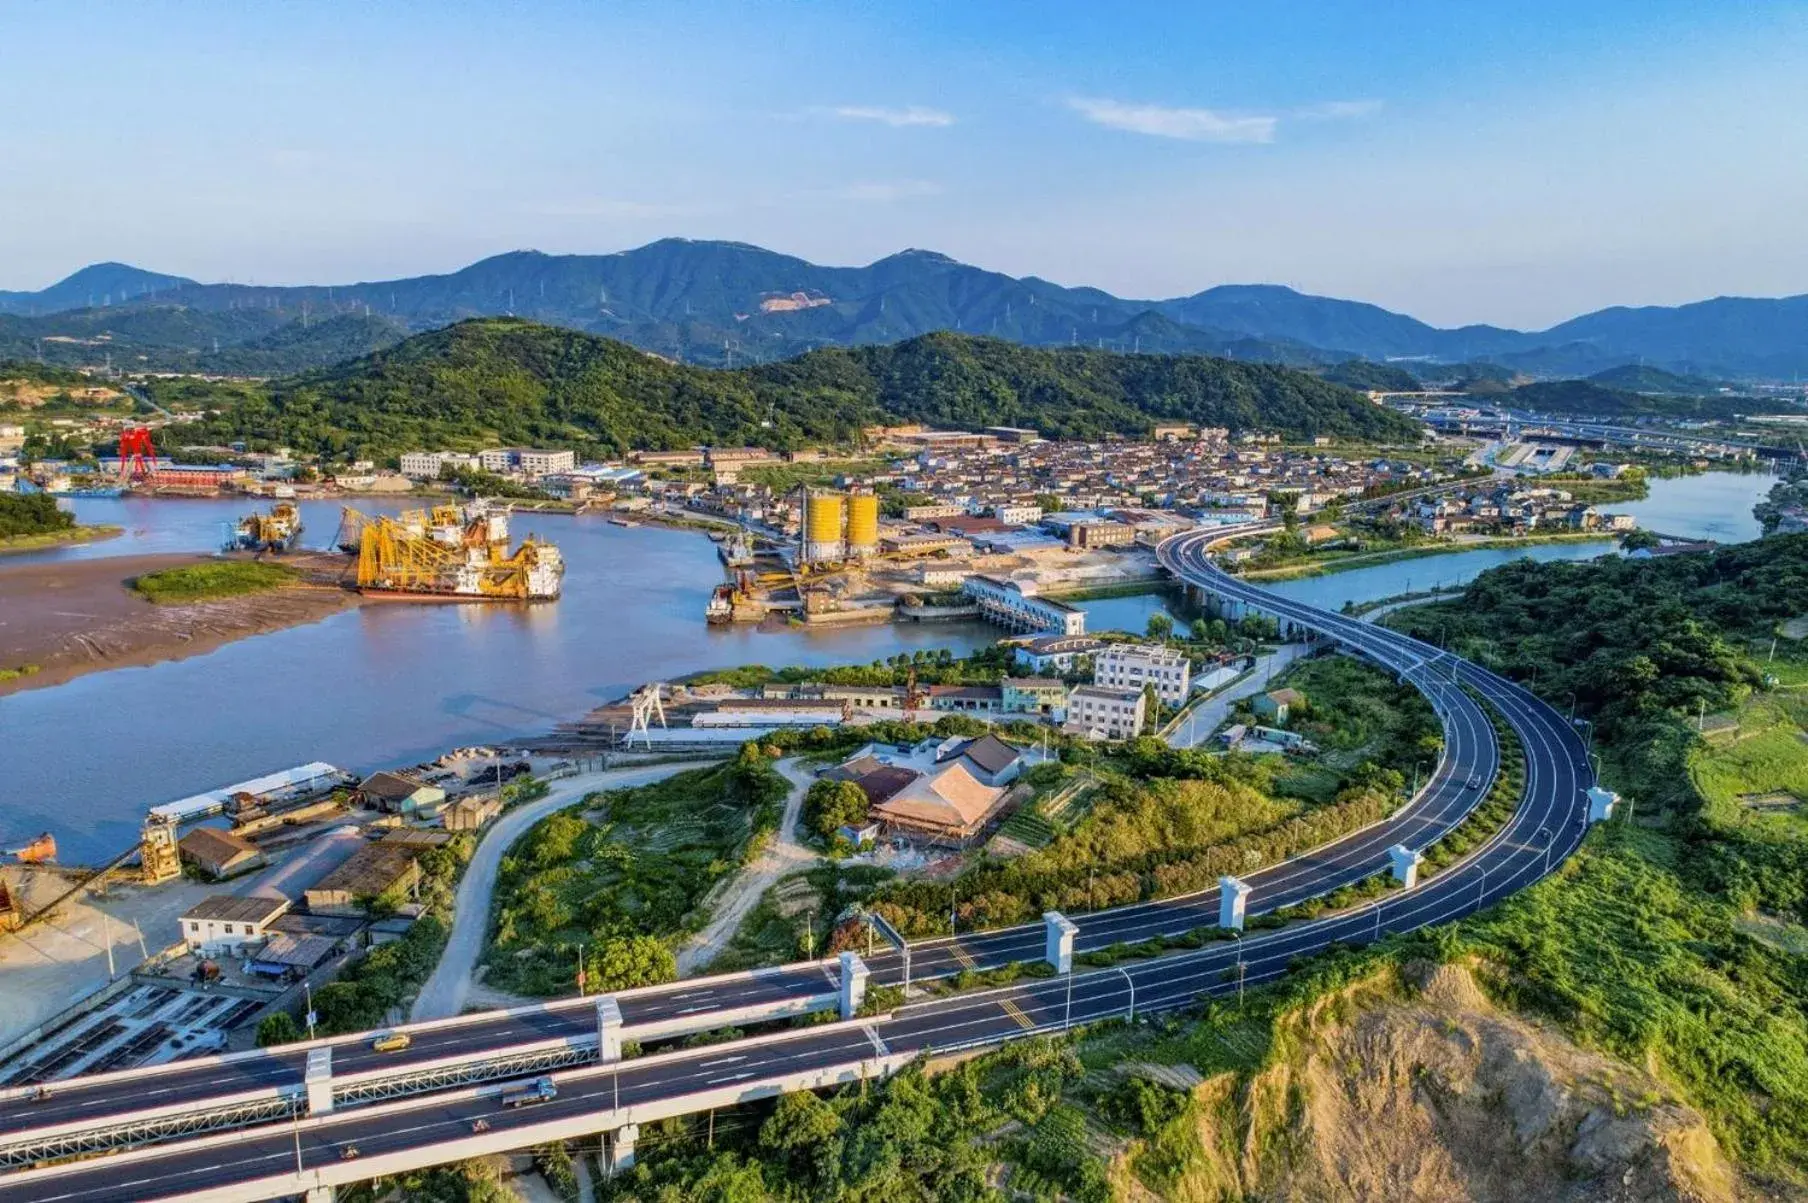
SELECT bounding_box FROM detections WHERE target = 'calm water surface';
[0,472,1773,859]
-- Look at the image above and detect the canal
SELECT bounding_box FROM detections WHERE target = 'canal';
[0,470,1776,860]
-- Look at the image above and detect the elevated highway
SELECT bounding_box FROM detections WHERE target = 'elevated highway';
[0,524,1600,1201]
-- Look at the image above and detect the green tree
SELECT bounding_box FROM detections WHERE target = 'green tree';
[256,1011,300,1047]
[1146,613,1174,641]
[806,779,872,840]
[588,934,677,993]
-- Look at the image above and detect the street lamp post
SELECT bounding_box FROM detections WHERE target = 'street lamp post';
[1115,967,1136,1022]
[1064,970,1074,1032]
[1537,826,1554,875]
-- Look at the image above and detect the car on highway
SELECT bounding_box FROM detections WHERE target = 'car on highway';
[371,1032,412,1054]
[500,1077,558,1108]
[1466,774,1484,790]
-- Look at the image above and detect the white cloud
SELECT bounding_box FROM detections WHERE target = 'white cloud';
[1067,96,1276,144]
[823,105,955,128]
[524,198,712,220]
[1293,99,1384,120]
[822,180,944,202]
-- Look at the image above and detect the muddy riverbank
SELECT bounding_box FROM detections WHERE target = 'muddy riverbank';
[0,551,362,697]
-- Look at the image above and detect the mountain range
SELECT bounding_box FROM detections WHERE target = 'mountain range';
[4,239,1807,378]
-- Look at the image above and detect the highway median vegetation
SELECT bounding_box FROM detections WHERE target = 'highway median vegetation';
[483,750,788,997]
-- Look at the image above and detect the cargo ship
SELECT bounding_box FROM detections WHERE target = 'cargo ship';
[228,501,304,552]
[350,501,564,601]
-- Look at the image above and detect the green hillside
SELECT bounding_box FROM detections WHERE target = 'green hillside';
[1321,359,1421,391]
[1586,363,1726,395]
[175,319,1421,461]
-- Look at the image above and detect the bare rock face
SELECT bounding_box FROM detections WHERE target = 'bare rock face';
[1235,961,1743,1203]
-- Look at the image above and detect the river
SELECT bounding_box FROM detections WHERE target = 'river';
[0,471,1775,860]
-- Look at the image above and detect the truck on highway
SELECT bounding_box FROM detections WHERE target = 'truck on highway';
[499,1077,558,1108]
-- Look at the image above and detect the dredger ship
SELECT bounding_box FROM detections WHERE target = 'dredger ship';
[343,500,564,602]
[228,501,304,552]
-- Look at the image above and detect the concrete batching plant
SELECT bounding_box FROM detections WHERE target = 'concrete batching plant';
[799,488,880,566]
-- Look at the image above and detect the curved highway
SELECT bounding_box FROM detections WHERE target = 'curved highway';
[0,524,1598,1202]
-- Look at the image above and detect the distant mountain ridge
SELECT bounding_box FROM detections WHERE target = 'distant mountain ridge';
[4,239,1807,377]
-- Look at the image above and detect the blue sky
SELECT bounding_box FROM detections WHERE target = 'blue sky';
[3,1,1806,328]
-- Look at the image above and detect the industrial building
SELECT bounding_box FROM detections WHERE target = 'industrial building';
[1096,644,1193,706]
[179,895,292,954]
[177,827,265,880]
[960,575,1086,636]
[303,845,421,916]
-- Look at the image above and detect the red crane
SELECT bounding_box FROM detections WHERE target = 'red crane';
[117,427,158,479]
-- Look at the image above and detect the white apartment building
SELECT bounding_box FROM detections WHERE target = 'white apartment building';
[1095,644,1192,707]
[398,450,480,479]
[479,447,577,477]
[1065,685,1146,740]
[992,503,1044,525]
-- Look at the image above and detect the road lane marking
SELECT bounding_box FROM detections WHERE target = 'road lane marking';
[999,1001,1036,1031]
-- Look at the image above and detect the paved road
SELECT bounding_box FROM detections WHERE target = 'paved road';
[412,762,712,1023]
[1165,641,1312,747]
[0,553,1510,1163]
[0,525,1595,1203]
[0,525,1598,1199]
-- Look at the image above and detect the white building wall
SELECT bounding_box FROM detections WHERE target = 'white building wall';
[1095,645,1191,706]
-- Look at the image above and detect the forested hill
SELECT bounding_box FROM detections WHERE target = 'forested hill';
[178,319,1420,461]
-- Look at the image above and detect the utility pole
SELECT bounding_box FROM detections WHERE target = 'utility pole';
[303,980,317,1040]
[102,912,116,979]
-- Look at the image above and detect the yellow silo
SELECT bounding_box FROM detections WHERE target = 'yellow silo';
[845,492,880,559]
[804,491,847,564]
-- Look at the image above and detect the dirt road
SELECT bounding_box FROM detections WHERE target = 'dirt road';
[674,758,822,976]
[409,761,712,1022]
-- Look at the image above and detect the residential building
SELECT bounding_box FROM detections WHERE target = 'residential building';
[961,575,1086,636]
[179,894,291,953]
[1254,688,1306,725]
[177,827,265,880]
[1096,644,1192,707]
[992,503,1044,525]
[1001,677,1068,719]
[952,734,1025,786]
[1065,685,1147,740]
[1013,634,1106,675]
[357,771,447,817]
[442,795,503,831]
[902,503,968,521]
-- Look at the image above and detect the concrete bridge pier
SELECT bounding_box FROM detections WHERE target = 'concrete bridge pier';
[597,995,623,1063]
[305,1048,332,1116]
[305,1187,335,1203]
[1042,911,1077,974]
[839,951,870,1018]
[608,1123,639,1174]
[1218,876,1250,931]
[1387,844,1423,889]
